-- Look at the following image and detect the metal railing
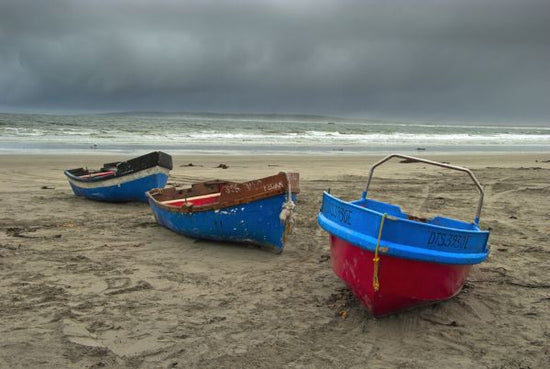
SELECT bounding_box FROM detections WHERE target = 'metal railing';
[363,153,485,225]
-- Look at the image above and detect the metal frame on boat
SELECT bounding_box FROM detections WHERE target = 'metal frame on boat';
[64,151,172,202]
[318,154,490,316]
[146,172,300,253]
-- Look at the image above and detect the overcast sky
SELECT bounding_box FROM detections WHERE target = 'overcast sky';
[0,0,549,123]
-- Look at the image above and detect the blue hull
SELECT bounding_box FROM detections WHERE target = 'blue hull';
[319,192,490,265]
[148,193,296,252]
[68,172,169,202]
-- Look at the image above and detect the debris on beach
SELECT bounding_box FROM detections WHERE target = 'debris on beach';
[216,163,229,169]
[319,254,330,263]
[6,227,24,237]
[6,227,37,238]
[327,288,355,315]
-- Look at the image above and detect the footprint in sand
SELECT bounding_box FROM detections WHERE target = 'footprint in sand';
[104,277,131,290]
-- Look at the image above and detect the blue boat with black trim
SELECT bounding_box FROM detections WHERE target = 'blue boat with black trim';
[64,151,172,202]
[146,172,299,253]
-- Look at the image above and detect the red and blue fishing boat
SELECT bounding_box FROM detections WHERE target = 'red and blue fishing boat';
[146,172,299,253]
[64,151,172,202]
[318,154,490,316]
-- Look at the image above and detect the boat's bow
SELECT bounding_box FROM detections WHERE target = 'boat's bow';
[318,153,491,316]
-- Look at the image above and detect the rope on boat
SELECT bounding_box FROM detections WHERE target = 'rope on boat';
[373,213,388,292]
[279,173,296,239]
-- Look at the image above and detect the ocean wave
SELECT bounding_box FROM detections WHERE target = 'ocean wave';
[2,128,549,146]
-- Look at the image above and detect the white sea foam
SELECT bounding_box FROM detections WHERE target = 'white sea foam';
[2,129,548,146]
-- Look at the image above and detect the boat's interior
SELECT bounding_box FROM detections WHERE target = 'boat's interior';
[66,152,173,182]
[149,172,300,212]
[353,198,478,231]
[161,192,221,207]
[66,167,118,181]
[152,179,228,207]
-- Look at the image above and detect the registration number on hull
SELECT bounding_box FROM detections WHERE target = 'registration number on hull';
[323,203,352,225]
[427,232,472,250]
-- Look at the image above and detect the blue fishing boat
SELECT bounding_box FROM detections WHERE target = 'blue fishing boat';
[318,154,490,316]
[146,172,299,253]
[64,151,172,202]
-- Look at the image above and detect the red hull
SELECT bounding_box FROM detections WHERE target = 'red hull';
[330,235,472,316]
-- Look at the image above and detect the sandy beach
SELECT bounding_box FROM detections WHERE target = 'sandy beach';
[1,153,549,369]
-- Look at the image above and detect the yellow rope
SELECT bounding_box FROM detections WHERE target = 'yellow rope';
[373,213,388,292]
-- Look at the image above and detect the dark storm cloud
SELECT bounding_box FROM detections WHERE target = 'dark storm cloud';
[0,0,549,122]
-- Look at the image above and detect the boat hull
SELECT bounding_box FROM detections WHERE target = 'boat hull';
[148,193,296,252]
[318,191,489,316]
[67,166,169,202]
[330,235,472,316]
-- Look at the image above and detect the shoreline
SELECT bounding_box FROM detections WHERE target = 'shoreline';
[2,152,549,172]
[1,145,550,157]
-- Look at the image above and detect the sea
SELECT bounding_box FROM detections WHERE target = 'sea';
[0,112,549,155]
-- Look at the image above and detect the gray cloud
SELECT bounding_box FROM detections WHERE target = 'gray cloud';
[1,0,549,122]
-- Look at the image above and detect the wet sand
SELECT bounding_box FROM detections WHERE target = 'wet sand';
[1,153,549,368]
